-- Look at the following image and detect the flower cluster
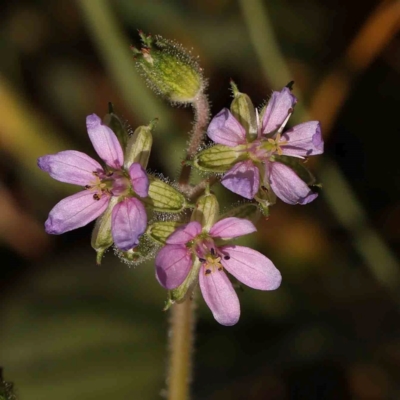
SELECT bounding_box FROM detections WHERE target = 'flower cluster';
[38,35,324,325]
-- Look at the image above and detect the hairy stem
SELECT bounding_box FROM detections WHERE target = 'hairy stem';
[179,93,210,188]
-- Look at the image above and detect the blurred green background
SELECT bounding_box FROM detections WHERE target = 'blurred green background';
[1,0,400,399]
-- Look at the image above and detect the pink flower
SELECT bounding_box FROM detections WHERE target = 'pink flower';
[155,218,281,326]
[207,87,324,204]
[38,114,148,251]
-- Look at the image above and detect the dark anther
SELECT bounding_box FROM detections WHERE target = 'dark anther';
[286,80,295,90]
[205,269,211,275]
[218,267,223,271]
[85,185,91,189]
[224,255,230,260]
[288,107,293,114]
[199,257,206,263]
[210,248,216,256]
[93,194,100,201]
[261,185,267,191]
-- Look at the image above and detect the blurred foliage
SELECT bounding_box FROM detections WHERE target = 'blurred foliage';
[1,0,400,399]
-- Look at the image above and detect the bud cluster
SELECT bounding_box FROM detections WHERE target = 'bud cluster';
[38,34,324,325]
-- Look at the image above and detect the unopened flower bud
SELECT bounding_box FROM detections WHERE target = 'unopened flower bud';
[133,33,204,104]
[191,191,219,231]
[142,176,187,212]
[124,120,155,169]
[91,197,119,264]
[230,81,257,141]
[103,103,129,149]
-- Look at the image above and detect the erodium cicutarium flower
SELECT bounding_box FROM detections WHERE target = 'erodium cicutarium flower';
[155,217,281,326]
[38,114,148,251]
[206,87,324,204]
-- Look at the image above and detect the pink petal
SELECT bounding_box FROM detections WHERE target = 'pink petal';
[221,160,259,199]
[262,88,297,134]
[129,163,149,198]
[111,198,147,251]
[281,121,324,158]
[207,108,247,147]
[38,150,103,186]
[86,114,124,169]
[166,221,202,245]
[269,162,318,205]
[210,217,256,239]
[45,190,109,234]
[155,244,193,289]
[221,245,281,290]
[199,268,240,326]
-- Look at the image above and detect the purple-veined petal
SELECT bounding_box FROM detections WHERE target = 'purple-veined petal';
[207,108,247,147]
[38,150,103,186]
[111,198,147,251]
[221,245,281,290]
[210,217,256,240]
[269,162,318,205]
[155,244,193,289]
[166,221,202,245]
[199,268,240,326]
[262,88,297,134]
[221,160,259,199]
[129,163,149,198]
[45,190,109,234]
[281,121,324,158]
[86,114,124,169]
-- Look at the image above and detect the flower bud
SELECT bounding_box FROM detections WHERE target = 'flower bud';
[191,191,219,231]
[142,176,187,212]
[124,120,155,169]
[230,81,257,141]
[193,144,247,172]
[147,220,183,244]
[103,103,129,149]
[133,33,204,104]
[91,197,119,264]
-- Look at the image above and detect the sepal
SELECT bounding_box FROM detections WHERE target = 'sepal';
[190,191,219,231]
[147,220,183,244]
[103,103,129,149]
[142,176,187,212]
[193,144,247,172]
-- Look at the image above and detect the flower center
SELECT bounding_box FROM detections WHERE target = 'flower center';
[85,170,131,200]
[193,238,229,276]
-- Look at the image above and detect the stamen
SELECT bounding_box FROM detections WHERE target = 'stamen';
[210,248,215,256]
[93,193,101,201]
[224,255,230,260]
[218,267,223,271]
[205,269,211,275]
[85,185,92,189]
[199,257,206,263]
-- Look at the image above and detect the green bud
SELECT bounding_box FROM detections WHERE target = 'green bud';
[165,258,201,309]
[91,196,119,264]
[219,203,261,225]
[193,144,247,172]
[124,120,155,169]
[191,191,219,231]
[133,34,204,104]
[147,220,183,244]
[142,176,187,212]
[103,103,129,148]
[230,81,257,141]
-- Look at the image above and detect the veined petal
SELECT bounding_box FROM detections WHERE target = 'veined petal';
[155,244,193,289]
[207,108,247,147]
[86,114,124,169]
[221,245,281,290]
[221,160,259,199]
[129,163,149,198]
[281,121,324,158]
[262,88,297,134]
[210,217,256,240]
[38,150,102,186]
[111,198,147,251]
[166,221,202,245]
[269,162,318,205]
[45,190,109,234]
[199,268,240,326]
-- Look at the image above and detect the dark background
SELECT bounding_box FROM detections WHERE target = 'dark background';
[1,0,399,399]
